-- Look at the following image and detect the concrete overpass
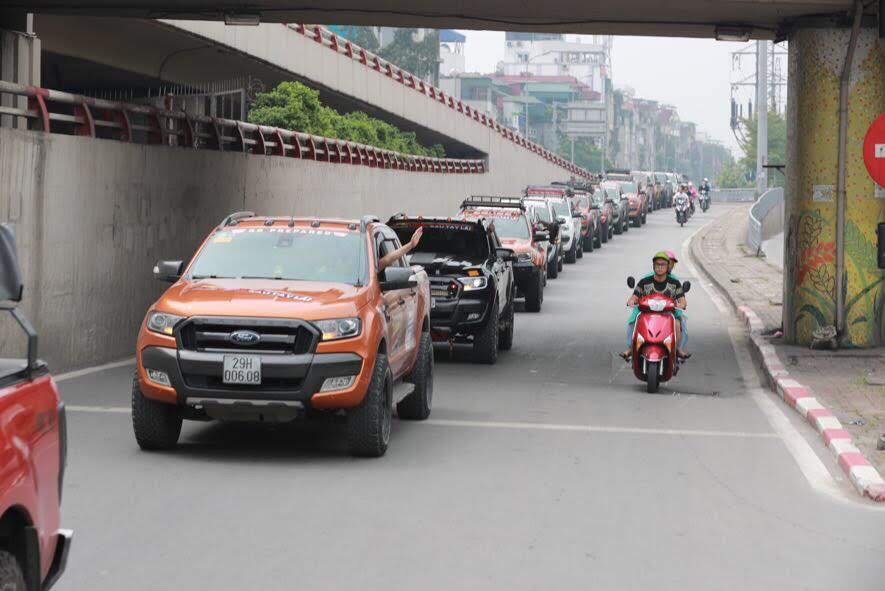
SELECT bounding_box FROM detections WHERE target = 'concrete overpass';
[3,0,877,39]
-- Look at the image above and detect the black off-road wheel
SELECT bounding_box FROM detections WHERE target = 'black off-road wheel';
[547,254,559,279]
[632,216,641,228]
[398,333,433,421]
[584,230,594,253]
[576,237,584,259]
[0,551,25,591]
[524,271,543,312]
[565,240,577,264]
[613,218,622,235]
[642,209,648,224]
[347,353,393,457]
[132,373,182,451]
[473,300,499,364]
[596,224,605,246]
[498,297,515,351]
[558,253,564,272]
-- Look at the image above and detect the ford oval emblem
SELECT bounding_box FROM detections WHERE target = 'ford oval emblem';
[230,330,261,346]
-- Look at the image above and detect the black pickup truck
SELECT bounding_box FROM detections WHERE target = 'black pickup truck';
[388,215,517,364]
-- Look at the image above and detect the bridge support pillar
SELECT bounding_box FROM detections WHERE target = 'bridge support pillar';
[0,12,40,129]
[783,25,885,347]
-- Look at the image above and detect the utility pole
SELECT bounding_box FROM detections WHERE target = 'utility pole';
[570,137,575,164]
[755,40,768,196]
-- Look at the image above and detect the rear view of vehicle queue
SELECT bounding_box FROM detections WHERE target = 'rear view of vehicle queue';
[622,251,689,361]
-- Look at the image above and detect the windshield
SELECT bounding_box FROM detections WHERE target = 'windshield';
[189,227,364,284]
[392,223,488,258]
[605,188,620,201]
[525,201,552,223]
[620,182,638,193]
[591,191,605,206]
[487,215,529,239]
[550,199,570,218]
[577,196,590,208]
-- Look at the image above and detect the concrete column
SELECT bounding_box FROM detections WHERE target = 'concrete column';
[0,13,40,129]
[783,25,885,347]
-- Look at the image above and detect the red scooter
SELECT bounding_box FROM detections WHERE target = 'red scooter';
[626,276,691,393]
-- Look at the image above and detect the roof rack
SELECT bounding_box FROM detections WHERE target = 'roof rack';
[219,211,255,227]
[359,214,380,233]
[461,196,525,211]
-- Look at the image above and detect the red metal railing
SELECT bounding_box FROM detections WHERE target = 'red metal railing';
[0,80,486,174]
[286,23,593,180]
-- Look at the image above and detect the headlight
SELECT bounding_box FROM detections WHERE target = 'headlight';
[457,276,488,291]
[315,318,361,341]
[516,253,532,263]
[146,311,185,335]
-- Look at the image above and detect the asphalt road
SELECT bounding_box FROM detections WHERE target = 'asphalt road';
[56,205,884,590]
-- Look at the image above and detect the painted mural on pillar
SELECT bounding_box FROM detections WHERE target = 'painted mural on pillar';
[787,27,885,347]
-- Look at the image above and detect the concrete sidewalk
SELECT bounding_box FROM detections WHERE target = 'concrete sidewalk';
[691,205,884,499]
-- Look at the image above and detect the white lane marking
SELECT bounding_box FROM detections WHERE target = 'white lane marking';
[67,405,131,413]
[66,406,777,439]
[55,357,135,382]
[426,419,777,439]
[681,229,860,506]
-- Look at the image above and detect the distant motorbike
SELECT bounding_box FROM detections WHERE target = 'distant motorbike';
[626,277,691,393]
[674,194,690,226]
[699,188,710,212]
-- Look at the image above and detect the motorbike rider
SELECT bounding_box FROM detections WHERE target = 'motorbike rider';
[675,184,692,216]
[700,178,711,194]
[621,252,688,361]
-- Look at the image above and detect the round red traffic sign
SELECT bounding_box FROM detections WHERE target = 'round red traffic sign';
[863,113,885,187]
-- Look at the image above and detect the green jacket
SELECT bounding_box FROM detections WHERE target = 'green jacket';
[628,272,684,323]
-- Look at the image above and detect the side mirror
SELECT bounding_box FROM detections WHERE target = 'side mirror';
[154,260,184,283]
[627,276,636,289]
[533,230,550,242]
[379,266,417,291]
[682,281,691,293]
[0,224,23,303]
[495,247,517,262]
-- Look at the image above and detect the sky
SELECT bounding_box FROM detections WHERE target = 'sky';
[459,30,754,155]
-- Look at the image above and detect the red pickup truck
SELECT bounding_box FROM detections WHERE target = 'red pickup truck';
[0,224,71,590]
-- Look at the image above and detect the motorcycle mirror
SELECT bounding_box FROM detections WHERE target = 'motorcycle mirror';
[682,281,691,293]
[627,276,635,289]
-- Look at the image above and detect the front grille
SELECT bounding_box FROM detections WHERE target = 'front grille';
[183,375,303,392]
[177,317,318,355]
[429,278,459,300]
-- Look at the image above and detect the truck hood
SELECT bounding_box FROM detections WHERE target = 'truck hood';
[407,252,485,275]
[500,238,533,254]
[155,279,371,320]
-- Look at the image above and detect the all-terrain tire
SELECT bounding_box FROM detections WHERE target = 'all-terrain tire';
[597,223,606,246]
[0,551,26,591]
[646,360,660,393]
[547,254,559,279]
[613,218,622,235]
[473,300,499,364]
[498,296,514,351]
[132,374,182,451]
[565,241,577,264]
[642,210,648,224]
[347,353,393,457]
[584,230,594,253]
[524,271,543,312]
[576,237,583,259]
[558,254,563,272]
[398,333,433,421]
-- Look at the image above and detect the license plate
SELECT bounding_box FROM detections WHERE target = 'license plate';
[223,354,261,385]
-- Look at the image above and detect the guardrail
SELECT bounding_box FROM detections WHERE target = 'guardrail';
[747,187,785,254]
[287,23,593,180]
[711,188,757,202]
[0,80,490,174]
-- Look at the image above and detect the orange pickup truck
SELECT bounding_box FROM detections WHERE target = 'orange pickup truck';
[133,213,432,457]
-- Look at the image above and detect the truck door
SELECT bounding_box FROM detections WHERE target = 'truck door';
[377,230,415,377]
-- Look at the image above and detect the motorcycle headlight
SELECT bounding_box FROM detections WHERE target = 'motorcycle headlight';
[146,311,185,336]
[458,276,488,291]
[315,318,362,341]
[516,253,532,263]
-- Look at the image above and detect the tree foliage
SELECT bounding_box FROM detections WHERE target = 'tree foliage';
[555,133,613,173]
[736,109,787,188]
[716,160,752,188]
[378,29,441,84]
[248,81,445,158]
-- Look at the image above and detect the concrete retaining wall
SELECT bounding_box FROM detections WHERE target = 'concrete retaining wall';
[0,127,569,371]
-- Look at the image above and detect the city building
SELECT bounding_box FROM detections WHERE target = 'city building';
[439,30,465,76]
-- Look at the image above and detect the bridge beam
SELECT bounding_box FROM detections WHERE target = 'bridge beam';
[783,24,885,347]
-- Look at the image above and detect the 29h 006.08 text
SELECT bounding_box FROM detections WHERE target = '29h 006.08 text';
[223,354,261,385]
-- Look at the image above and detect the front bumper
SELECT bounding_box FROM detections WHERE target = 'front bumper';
[140,346,364,408]
[430,292,492,335]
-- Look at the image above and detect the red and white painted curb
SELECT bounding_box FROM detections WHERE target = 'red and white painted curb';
[737,305,885,502]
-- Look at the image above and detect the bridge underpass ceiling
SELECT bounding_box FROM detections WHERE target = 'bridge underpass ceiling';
[34,15,481,158]
[9,1,862,39]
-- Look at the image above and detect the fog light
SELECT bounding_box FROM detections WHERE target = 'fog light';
[320,375,356,392]
[147,369,171,387]
[467,313,481,321]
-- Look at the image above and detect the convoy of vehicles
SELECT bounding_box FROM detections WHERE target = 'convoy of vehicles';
[524,197,562,279]
[0,224,71,591]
